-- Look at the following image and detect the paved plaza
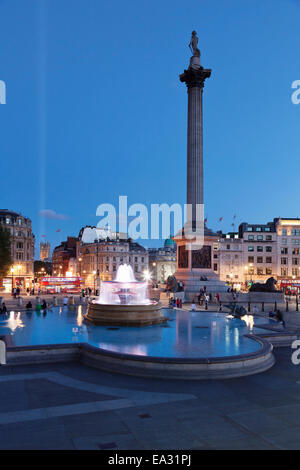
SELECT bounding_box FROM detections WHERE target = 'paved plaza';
[0,347,299,450]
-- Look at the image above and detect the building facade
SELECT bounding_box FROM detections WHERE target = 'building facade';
[216,218,300,292]
[76,226,149,289]
[52,237,78,277]
[0,209,35,291]
[148,237,177,283]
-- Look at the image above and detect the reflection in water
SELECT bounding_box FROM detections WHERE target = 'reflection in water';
[0,307,273,358]
[7,312,24,332]
[97,343,148,356]
[77,305,83,327]
[242,315,254,331]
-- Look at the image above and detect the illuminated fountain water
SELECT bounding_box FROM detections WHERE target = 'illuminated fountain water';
[85,264,165,326]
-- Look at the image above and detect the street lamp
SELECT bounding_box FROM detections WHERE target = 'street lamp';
[11,267,14,293]
[93,270,96,294]
[78,257,82,276]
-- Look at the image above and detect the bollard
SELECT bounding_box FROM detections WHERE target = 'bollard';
[296,298,299,312]
[248,302,250,312]
[262,302,264,312]
[275,301,277,311]
[205,301,208,310]
[17,297,23,306]
[286,300,289,312]
[0,340,6,365]
[53,296,58,306]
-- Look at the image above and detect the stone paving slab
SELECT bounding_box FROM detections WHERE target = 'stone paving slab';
[0,348,300,449]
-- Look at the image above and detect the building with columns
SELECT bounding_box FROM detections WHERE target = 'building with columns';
[0,209,35,292]
[76,226,149,289]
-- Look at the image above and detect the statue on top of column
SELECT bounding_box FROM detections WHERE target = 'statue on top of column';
[188,31,200,57]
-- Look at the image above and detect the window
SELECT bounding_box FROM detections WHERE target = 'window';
[248,256,254,263]
[141,257,144,262]
[18,219,22,226]
[292,239,300,245]
[292,258,299,265]
[282,239,287,245]
[266,235,272,241]
[257,257,263,263]
[214,254,218,259]
[113,265,116,272]
[257,246,263,252]
[281,267,288,276]
[255,227,262,232]
[292,229,300,236]
[293,248,300,255]
[248,246,254,252]
[281,258,288,265]
[257,235,263,241]
[266,257,272,263]
[134,257,138,262]
[292,268,299,276]
[247,227,253,231]
[257,268,263,275]
[214,263,218,271]
[282,229,287,235]
[281,248,288,254]
[226,244,230,250]
[264,227,271,232]
[248,235,254,241]
[248,268,254,275]
[16,242,23,249]
[16,252,23,260]
[266,246,272,252]
[6,218,10,224]
[266,268,272,275]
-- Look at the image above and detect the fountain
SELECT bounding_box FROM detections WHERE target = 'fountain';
[84,264,165,326]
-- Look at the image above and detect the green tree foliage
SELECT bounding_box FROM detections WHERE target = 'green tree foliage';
[0,226,12,281]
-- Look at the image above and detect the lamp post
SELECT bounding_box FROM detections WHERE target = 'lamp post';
[78,257,82,276]
[11,267,14,293]
[17,264,21,291]
[93,270,96,294]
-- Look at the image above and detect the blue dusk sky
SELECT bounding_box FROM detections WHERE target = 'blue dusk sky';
[0,0,299,256]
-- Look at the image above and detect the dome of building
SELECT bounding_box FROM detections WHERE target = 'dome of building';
[164,236,175,248]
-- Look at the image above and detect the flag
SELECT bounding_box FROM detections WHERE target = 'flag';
[56,229,61,232]
[219,217,223,222]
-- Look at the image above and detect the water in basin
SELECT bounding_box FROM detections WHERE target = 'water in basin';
[0,307,276,358]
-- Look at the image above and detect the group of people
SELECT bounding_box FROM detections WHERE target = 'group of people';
[169,297,183,308]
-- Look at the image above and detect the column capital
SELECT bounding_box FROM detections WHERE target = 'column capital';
[180,66,211,90]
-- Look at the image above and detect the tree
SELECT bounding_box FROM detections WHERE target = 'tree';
[34,260,52,276]
[0,226,12,287]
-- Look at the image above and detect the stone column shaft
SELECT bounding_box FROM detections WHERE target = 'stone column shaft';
[180,66,211,225]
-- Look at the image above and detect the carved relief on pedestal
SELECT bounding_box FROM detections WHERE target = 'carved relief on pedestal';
[178,245,189,268]
[192,245,211,269]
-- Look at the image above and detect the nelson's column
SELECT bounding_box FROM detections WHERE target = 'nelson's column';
[174,31,227,299]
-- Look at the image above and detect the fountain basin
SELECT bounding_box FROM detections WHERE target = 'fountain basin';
[85,300,166,326]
